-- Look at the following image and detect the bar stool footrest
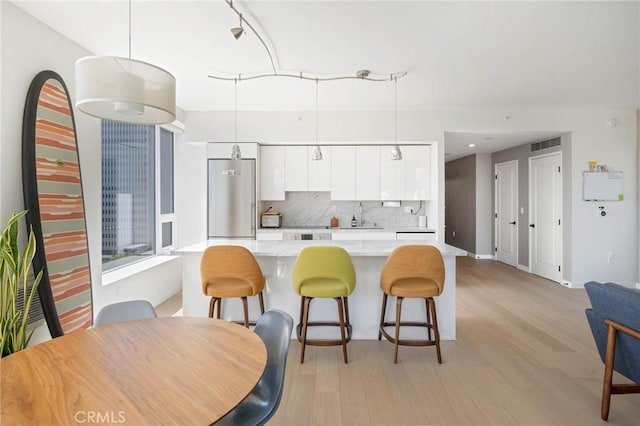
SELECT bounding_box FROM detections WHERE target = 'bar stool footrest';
[296,322,352,346]
[380,321,437,347]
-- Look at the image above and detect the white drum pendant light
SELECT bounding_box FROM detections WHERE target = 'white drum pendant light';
[75,0,175,124]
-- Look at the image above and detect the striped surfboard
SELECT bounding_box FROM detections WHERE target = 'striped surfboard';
[22,70,92,337]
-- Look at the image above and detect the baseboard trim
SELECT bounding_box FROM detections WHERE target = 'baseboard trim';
[473,254,494,260]
[517,264,531,273]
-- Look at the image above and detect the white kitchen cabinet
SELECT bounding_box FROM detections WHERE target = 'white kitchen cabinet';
[330,146,356,200]
[260,146,285,200]
[396,231,436,242]
[355,146,381,200]
[256,231,283,240]
[284,146,308,191]
[332,230,396,241]
[307,145,331,191]
[404,145,431,200]
[380,148,405,200]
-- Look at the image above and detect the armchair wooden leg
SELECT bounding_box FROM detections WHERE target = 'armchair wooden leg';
[601,324,617,421]
[258,291,265,315]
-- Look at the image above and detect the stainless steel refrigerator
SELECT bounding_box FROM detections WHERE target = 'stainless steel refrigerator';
[207,159,256,239]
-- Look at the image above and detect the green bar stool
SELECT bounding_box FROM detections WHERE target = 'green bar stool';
[292,246,356,364]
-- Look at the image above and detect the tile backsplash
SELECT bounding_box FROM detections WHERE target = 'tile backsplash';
[260,192,429,228]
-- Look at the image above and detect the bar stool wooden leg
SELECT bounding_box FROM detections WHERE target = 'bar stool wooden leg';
[336,297,348,364]
[394,296,404,364]
[217,299,222,319]
[208,297,215,318]
[241,297,249,328]
[300,296,311,364]
[425,298,432,341]
[258,291,265,314]
[378,293,388,341]
[429,298,442,364]
[343,297,351,328]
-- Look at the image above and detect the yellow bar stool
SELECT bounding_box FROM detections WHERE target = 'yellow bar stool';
[292,246,356,364]
[200,245,265,327]
[378,245,445,364]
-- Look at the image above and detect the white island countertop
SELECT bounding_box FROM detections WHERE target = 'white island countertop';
[176,239,465,340]
[175,239,466,257]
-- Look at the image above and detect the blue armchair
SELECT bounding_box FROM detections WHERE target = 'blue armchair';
[584,281,640,421]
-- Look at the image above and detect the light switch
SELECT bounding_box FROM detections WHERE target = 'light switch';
[520,207,524,214]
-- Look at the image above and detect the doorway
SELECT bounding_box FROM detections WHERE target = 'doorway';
[495,160,518,267]
[529,152,562,283]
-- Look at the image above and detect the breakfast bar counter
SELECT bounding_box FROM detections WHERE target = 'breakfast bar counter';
[176,240,466,340]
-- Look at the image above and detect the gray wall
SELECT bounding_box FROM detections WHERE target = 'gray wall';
[445,155,476,252]
[476,154,493,256]
[491,134,572,273]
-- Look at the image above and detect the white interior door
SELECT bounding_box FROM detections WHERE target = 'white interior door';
[495,161,518,267]
[529,152,562,283]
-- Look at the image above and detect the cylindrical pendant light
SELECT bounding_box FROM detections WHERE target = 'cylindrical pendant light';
[75,56,175,124]
[75,0,176,125]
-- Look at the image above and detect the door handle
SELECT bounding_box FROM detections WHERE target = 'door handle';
[509,221,516,225]
[529,224,535,228]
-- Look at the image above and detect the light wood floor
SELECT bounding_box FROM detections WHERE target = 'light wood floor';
[158,257,639,425]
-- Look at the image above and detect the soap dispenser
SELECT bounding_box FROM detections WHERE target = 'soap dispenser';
[351,215,357,227]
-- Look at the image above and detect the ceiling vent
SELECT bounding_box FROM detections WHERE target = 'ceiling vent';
[531,136,561,152]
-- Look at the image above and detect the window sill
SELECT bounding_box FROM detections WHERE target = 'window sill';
[102,255,180,287]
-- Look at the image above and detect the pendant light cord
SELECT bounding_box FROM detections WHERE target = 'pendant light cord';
[234,78,238,143]
[315,78,319,145]
[128,0,132,59]
[394,76,398,144]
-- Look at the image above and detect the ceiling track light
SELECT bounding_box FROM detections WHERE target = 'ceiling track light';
[75,0,175,124]
[230,13,244,40]
[216,1,406,83]
[390,76,402,161]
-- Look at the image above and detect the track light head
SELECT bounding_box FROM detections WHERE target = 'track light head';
[231,26,244,40]
[231,13,244,40]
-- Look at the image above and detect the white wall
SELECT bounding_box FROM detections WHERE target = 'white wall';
[1,3,182,342]
[187,108,638,286]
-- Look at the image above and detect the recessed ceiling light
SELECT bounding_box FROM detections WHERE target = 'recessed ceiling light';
[468,143,476,148]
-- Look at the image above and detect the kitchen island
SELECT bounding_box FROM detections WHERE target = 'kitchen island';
[176,240,466,340]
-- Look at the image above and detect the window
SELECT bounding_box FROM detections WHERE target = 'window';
[101,121,175,271]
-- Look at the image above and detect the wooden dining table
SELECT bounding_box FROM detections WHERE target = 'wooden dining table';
[0,317,267,425]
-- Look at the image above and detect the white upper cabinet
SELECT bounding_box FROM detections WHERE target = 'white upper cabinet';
[380,148,405,200]
[330,146,356,200]
[284,146,308,191]
[260,146,285,200]
[355,146,381,200]
[404,145,431,200]
[380,145,431,200]
[284,145,331,192]
[307,146,331,191]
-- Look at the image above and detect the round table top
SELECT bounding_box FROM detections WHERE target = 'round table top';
[0,317,267,425]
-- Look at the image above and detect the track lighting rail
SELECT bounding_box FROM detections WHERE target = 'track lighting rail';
[218,1,407,83]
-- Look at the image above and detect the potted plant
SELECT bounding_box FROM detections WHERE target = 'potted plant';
[0,210,42,357]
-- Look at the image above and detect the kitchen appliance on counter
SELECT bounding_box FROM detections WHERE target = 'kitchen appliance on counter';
[261,207,282,228]
[208,159,255,239]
